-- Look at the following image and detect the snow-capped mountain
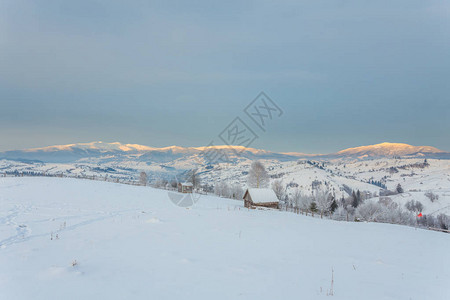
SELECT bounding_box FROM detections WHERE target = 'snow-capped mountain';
[1,141,449,164]
[0,141,300,164]
[333,142,447,159]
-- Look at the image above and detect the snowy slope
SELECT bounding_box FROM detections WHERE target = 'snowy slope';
[1,177,449,300]
[370,191,450,215]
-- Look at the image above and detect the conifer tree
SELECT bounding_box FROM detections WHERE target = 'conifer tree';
[330,199,338,213]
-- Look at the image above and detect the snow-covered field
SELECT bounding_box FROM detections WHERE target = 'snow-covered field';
[1,177,449,300]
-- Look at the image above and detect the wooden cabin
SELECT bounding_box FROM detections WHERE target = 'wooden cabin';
[178,182,193,193]
[243,188,279,209]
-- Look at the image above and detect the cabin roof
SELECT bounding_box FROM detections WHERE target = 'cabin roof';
[244,188,279,204]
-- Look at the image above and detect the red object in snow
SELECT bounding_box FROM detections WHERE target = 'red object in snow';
[417,213,423,217]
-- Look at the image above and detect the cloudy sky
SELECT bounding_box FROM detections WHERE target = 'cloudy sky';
[1,0,449,153]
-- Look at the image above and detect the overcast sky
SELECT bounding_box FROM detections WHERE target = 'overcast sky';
[1,0,449,153]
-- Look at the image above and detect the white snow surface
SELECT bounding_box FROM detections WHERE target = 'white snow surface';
[0,177,449,300]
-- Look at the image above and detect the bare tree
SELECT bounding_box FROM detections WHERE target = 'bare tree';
[405,200,424,213]
[139,172,148,186]
[214,181,230,197]
[247,161,269,188]
[355,202,382,222]
[186,168,201,190]
[424,191,439,202]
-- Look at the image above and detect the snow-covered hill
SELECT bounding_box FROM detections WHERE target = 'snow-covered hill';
[196,157,450,214]
[1,142,450,215]
[0,177,449,300]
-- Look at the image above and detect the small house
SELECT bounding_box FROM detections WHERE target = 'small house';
[178,182,193,193]
[243,188,279,209]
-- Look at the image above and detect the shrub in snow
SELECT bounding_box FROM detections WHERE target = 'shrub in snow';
[416,214,450,230]
[396,184,404,194]
[214,182,244,200]
[153,178,168,189]
[436,214,450,230]
[378,197,397,209]
[355,202,382,222]
[331,205,349,221]
[345,205,355,216]
[405,200,424,213]
[424,191,439,202]
[417,214,436,228]
[376,206,415,226]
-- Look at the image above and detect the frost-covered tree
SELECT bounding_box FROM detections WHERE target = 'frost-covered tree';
[290,188,302,209]
[271,180,285,200]
[154,178,168,188]
[396,183,404,194]
[230,184,244,200]
[377,206,415,226]
[247,161,269,188]
[300,193,313,212]
[214,182,229,197]
[331,205,348,221]
[315,189,332,218]
[355,202,381,222]
[139,172,148,186]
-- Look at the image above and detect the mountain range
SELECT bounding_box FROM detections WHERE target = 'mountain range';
[1,141,449,164]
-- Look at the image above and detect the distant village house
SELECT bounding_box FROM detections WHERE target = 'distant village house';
[178,182,193,193]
